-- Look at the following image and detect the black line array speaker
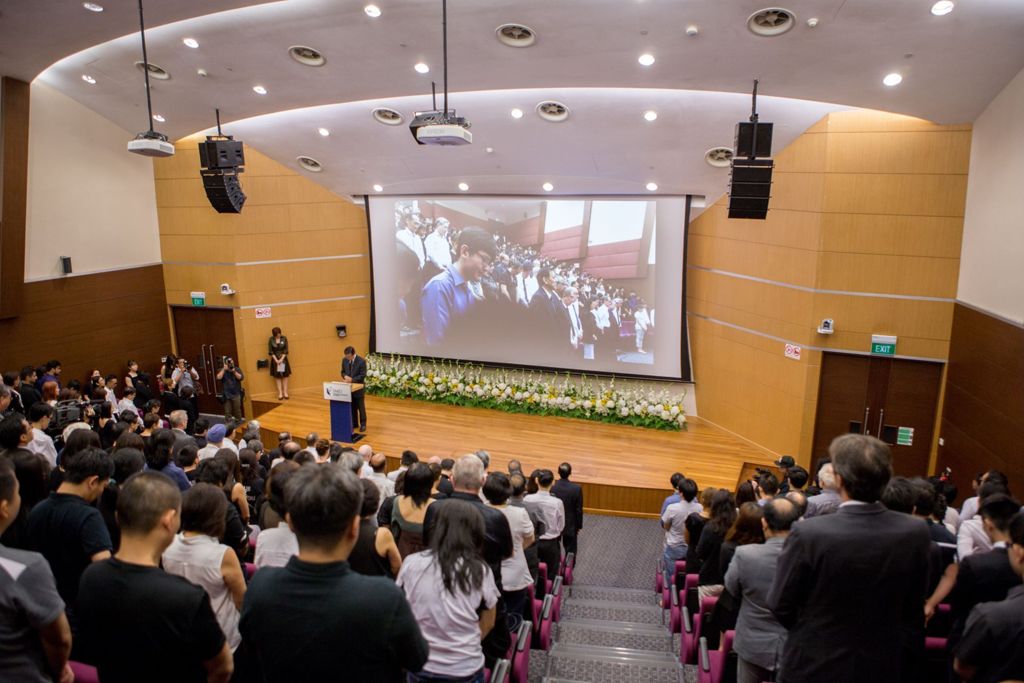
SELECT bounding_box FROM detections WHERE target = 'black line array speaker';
[728,158,774,220]
[201,170,247,214]
[199,139,245,169]
[734,122,774,159]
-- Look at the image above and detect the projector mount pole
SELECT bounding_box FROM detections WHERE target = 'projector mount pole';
[431,82,438,111]
[442,0,448,117]
[215,108,223,137]
[137,0,155,135]
[748,79,760,160]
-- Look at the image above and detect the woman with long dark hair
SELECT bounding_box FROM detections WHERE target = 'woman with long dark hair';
[696,489,737,602]
[391,463,434,558]
[397,500,500,683]
[709,502,765,636]
[213,449,250,525]
[268,326,291,400]
[145,429,191,492]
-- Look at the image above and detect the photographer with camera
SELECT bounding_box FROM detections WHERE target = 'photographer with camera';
[171,357,200,397]
[216,357,245,424]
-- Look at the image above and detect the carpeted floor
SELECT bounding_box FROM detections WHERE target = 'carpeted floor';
[571,513,664,590]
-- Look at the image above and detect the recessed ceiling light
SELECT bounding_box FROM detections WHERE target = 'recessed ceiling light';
[646,182,658,192]
[364,4,382,18]
[510,108,524,119]
[644,110,658,122]
[414,62,430,74]
[152,114,165,123]
[182,38,199,49]
[317,127,330,137]
[542,182,554,192]
[638,53,656,66]
[81,74,97,85]
[82,2,104,12]
[685,25,700,36]
[883,72,903,87]
[458,182,469,192]
[485,147,495,154]
[931,1,954,16]
[373,184,384,192]
[253,85,268,95]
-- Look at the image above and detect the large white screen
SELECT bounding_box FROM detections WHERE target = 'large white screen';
[369,195,689,380]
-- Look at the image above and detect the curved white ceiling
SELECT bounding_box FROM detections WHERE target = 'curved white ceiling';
[11,0,1024,198]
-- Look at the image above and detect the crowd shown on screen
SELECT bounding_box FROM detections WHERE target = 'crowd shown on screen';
[395,203,655,362]
[0,367,586,683]
[659,435,1024,683]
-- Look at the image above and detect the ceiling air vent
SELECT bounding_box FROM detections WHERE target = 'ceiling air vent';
[289,45,326,66]
[495,23,537,48]
[705,147,734,168]
[747,8,796,36]
[134,61,170,79]
[536,101,570,122]
[296,156,323,173]
[372,108,404,125]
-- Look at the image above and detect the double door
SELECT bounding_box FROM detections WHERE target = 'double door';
[171,306,239,415]
[812,352,943,476]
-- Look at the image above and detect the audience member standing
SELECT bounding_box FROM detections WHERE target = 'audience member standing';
[391,462,435,559]
[695,489,737,601]
[661,478,700,572]
[524,469,565,578]
[348,480,402,577]
[27,447,113,633]
[162,484,246,653]
[77,472,233,683]
[216,357,245,424]
[0,460,74,683]
[18,366,42,413]
[484,472,535,621]
[958,479,1008,560]
[399,500,500,683]
[551,461,583,556]
[804,463,841,518]
[240,464,428,681]
[254,462,300,568]
[268,327,291,401]
[725,498,800,683]
[767,434,932,683]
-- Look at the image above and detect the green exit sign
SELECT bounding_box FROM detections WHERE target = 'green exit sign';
[871,334,897,356]
[190,291,206,307]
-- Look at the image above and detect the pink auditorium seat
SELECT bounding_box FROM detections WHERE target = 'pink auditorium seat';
[485,658,510,683]
[536,595,555,650]
[680,605,703,665]
[527,581,541,628]
[698,630,735,683]
[550,576,564,622]
[668,585,682,634]
[70,661,99,683]
[244,562,257,579]
[561,552,575,585]
[510,619,532,683]
[537,562,552,595]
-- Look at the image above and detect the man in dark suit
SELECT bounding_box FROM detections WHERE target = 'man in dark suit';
[767,434,932,683]
[340,346,367,433]
[948,493,1021,650]
[528,268,564,355]
[551,462,583,556]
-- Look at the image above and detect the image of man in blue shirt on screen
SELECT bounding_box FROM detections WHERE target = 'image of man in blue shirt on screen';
[421,226,496,346]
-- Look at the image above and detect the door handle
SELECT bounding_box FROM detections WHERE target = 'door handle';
[863,407,870,435]
[877,408,885,440]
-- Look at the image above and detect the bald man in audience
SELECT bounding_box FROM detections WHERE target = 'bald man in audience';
[368,452,395,505]
[358,444,374,478]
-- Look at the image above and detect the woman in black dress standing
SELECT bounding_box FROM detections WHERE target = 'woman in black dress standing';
[268,326,291,400]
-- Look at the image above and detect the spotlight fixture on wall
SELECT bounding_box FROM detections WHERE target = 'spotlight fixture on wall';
[336,324,348,338]
[198,108,247,214]
[727,79,774,220]
[127,0,175,157]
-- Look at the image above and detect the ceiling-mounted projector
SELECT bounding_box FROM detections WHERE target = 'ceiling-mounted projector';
[128,131,175,158]
[409,110,472,146]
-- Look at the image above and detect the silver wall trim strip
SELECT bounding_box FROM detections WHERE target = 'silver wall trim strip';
[688,265,956,303]
[163,253,364,268]
[239,294,367,310]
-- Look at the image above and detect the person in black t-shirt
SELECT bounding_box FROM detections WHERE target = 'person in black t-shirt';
[77,471,232,683]
[26,447,113,632]
[240,463,428,682]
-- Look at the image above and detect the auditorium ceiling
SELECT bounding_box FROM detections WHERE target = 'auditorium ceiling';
[5,0,1024,200]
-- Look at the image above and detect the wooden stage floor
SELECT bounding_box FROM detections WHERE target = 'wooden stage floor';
[251,387,774,517]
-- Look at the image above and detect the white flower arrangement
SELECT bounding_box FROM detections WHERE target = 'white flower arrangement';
[364,354,687,431]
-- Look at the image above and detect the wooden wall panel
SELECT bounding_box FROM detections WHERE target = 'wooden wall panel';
[1,77,30,319]
[0,265,171,384]
[938,303,1024,495]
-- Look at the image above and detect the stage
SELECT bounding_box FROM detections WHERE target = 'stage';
[251,387,775,517]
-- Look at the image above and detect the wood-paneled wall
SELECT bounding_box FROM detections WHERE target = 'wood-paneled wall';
[1,77,30,319]
[689,111,970,466]
[0,264,171,384]
[153,139,370,409]
[938,302,1024,496]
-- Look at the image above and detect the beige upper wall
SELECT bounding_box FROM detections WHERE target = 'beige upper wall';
[25,82,161,281]
[958,66,1024,325]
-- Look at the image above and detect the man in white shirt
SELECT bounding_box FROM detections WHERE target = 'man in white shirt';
[524,469,565,578]
[197,423,237,461]
[634,303,652,353]
[522,263,539,303]
[958,480,1007,560]
[483,471,535,622]
[563,287,583,350]
[368,453,395,510]
[388,450,419,482]
[303,433,319,459]
[661,478,702,571]
[423,219,452,272]
[357,444,374,478]
[26,403,58,468]
[395,215,425,269]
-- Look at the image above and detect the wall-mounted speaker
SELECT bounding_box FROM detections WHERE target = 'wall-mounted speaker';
[59,256,73,274]
[734,122,774,159]
[336,324,348,338]
[728,158,774,220]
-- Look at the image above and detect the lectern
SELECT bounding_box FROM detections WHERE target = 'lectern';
[323,382,364,442]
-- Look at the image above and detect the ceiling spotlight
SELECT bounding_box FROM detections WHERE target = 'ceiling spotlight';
[458,182,470,192]
[931,1,954,15]
[373,184,384,192]
[82,2,104,11]
[646,182,658,192]
[183,38,199,48]
[197,68,208,77]
[685,25,699,36]
[510,108,524,119]
[81,74,97,84]
[414,62,430,74]
[317,127,330,137]
[806,17,819,27]
[253,85,268,94]
[364,4,382,17]
[638,53,655,66]
[542,182,554,192]
[152,114,165,122]
[644,110,658,122]
[882,72,903,87]
[485,147,495,154]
